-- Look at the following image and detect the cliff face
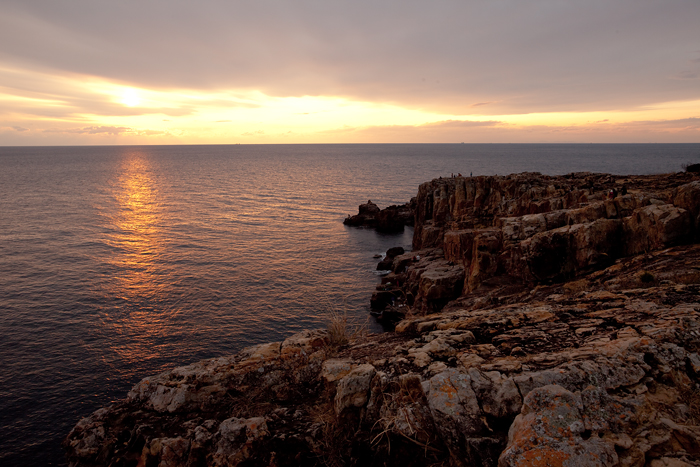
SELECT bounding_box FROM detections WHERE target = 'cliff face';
[373,172,700,317]
[413,172,700,253]
[64,172,700,467]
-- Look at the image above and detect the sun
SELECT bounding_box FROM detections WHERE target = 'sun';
[121,88,141,107]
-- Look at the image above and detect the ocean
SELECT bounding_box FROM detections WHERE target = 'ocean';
[1,143,699,465]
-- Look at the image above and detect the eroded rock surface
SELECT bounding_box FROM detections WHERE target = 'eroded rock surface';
[374,172,700,318]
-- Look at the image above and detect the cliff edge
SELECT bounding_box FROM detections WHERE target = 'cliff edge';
[64,172,700,467]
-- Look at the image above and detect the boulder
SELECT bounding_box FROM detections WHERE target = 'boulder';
[377,246,405,270]
[499,385,619,467]
[467,368,522,419]
[674,181,700,239]
[334,364,376,415]
[212,417,269,466]
[416,263,465,313]
[425,368,502,466]
[345,200,415,230]
[623,204,692,256]
[521,219,622,282]
[391,252,415,273]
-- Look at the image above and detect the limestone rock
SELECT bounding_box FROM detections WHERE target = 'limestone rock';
[468,368,522,419]
[499,385,618,467]
[212,417,269,466]
[424,368,503,465]
[334,363,376,415]
[416,263,465,313]
[624,204,692,256]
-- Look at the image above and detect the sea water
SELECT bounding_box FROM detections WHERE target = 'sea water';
[1,143,698,465]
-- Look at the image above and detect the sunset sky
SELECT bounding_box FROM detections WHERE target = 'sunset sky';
[1,0,699,145]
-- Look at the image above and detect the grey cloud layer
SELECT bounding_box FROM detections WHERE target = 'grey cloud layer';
[1,0,699,114]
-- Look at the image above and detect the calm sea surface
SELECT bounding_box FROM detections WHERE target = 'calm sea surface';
[1,143,699,465]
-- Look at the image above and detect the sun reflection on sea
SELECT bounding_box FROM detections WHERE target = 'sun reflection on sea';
[99,151,173,367]
[109,154,162,296]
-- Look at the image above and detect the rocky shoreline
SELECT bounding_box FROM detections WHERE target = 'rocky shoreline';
[64,171,700,467]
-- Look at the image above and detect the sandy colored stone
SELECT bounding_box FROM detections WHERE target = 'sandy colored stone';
[499,385,618,467]
[213,417,269,466]
[321,359,354,383]
[334,364,376,415]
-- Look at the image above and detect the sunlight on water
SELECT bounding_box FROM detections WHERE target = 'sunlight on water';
[108,153,163,298]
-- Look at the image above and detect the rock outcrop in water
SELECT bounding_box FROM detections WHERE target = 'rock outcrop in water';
[65,172,700,467]
[344,199,415,233]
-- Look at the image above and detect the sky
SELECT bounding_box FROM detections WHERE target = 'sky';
[1,0,699,145]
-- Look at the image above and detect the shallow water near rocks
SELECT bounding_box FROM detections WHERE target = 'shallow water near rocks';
[1,143,699,465]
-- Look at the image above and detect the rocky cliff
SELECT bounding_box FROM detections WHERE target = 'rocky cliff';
[373,172,700,318]
[64,172,700,467]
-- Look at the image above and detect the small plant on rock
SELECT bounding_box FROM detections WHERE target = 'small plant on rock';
[640,271,655,283]
[325,299,368,350]
[327,309,350,348]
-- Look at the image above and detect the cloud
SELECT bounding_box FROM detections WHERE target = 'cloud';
[137,129,167,136]
[314,115,700,143]
[624,117,700,129]
[39,125,172,136]
[422,119,502,128]
[1,1,699,116]
[43,125,132,135]
[320,119,502,135]
[11,125,29,131]
[674,71,699,80]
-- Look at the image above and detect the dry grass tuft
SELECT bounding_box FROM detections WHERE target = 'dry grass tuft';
[325,299,369,350]
[371,376,444,460]
[308,401,346,467]
[327,309,350,348]
[563,279,588,295]
[639,271,655,284]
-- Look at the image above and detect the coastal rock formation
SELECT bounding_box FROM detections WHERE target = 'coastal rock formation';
[374,172,700,317]
[376,246,405,271]
[65,172,700,467]
[343,200,381,227]
[344,199,415,232]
